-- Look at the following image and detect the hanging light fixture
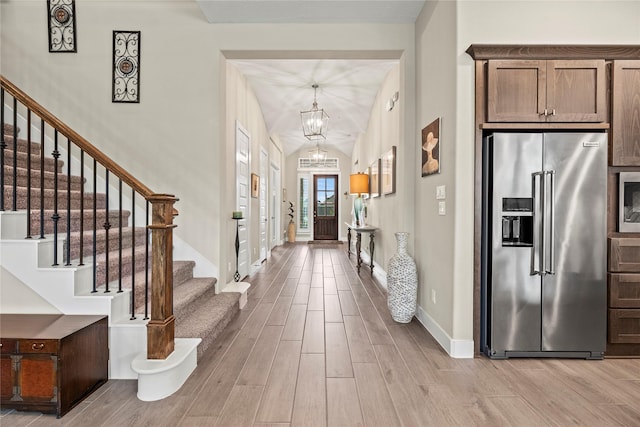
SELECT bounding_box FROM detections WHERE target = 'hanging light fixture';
[308,143,328,167]
[300,84,329,140]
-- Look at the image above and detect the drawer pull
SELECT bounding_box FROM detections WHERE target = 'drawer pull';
[31,343,45,350]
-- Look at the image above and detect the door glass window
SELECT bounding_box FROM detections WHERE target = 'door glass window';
[316,176,336,217]
[299,177,309,230]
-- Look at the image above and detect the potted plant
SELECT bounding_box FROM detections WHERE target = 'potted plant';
[287,201,295,243]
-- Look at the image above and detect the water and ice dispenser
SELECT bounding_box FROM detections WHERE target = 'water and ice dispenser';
[501,198,533,246]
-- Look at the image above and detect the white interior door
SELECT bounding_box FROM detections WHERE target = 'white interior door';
[270,163,281,249]
[259,148,268,262]
[235,121,250,280]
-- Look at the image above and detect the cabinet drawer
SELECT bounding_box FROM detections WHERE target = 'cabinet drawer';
[0,339,17,354]
[18,340,58,354]
[609,274,640,307]
[609,309,640,343]
[609,237,640,272]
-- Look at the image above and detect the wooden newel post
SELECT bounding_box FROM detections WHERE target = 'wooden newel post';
[146,194,179,359]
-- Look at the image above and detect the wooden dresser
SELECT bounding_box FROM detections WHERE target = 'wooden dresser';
[0,314,108,418]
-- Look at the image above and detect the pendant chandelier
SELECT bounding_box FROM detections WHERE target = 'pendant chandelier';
[308,143,328,167]
[300,84,329,140]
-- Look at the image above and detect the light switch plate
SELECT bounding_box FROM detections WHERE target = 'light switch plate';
[438,201,446,215]
[436,185,446,200]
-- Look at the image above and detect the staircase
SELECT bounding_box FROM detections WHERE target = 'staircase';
[0,81,242,397]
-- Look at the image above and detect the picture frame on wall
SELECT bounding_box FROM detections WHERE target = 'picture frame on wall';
[422,118,441,177]
[369,158,381,198]
[112,30,141,103]
[381,146,396,195]
[47,0,77,53]
[251,173,259,198]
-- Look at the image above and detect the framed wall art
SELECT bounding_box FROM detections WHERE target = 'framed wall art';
[48,0,77,53]
[112,30,141,103]
[369,158,381,198]
[422,118,441,176]
[381,146,396,195]
[251,173,259,198]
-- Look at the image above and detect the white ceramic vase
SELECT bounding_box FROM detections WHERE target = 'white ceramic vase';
[387,232,417,323]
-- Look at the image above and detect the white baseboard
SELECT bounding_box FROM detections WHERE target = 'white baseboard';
[359,251,387,290]
[415,305,474,359]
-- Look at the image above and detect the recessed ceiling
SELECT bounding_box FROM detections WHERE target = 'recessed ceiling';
[230,58,399,157]
[196,0,426,23]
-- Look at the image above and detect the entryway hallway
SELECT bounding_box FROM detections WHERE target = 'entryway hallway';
[3,242,640,426]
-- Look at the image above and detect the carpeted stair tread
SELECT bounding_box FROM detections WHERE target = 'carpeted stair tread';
[173,277,217,322]
[3,124,18,135]
[65,226,147,262]
[3,164,85,190]
[175,290,240,358]
[3,149,63,173]
[4,185,106,210]
[29,208,130,235]
[3,134,42,154]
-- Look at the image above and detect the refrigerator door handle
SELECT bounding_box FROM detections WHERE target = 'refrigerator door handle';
[531,172,544,276]
[546,170,556,275]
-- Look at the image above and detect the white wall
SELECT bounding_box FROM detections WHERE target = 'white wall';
[351,64,414,269]
[1,267,60,314]
[414,0,640,355]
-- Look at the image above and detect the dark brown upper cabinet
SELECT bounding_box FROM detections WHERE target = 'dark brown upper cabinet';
[487,59,606,123]
[611,60,640,166]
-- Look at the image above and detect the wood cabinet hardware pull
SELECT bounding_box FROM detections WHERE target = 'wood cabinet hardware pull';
[32,343,45,350]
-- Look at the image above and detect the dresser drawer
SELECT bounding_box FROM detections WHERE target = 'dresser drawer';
[609,309,640,343]
[609,273,640,308]
[18,339,58,354]
[0,339,17,354]
[609,237,640,272]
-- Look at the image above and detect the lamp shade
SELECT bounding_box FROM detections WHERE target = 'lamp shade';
[350,173,369,195]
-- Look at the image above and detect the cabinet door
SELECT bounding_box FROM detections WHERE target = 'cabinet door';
[609,237,640,272]
[547,60,606,122]
[1,355,15,400]
[18,355,57,403]
[487,60,547,122]
[609,309,640,343]
[611,60,640,166]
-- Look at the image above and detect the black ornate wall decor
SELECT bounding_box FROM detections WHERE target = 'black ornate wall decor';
[112,31,141,103]
[47,0,77,52]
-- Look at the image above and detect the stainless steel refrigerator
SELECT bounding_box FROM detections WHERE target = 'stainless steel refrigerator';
[482,132,607,359]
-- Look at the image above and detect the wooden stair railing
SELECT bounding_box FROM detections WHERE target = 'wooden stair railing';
[1,75,176,360]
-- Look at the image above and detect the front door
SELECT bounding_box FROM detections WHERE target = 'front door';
[313,174,338,240]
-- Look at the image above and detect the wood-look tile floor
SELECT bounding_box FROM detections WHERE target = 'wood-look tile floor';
[3,243,640,426]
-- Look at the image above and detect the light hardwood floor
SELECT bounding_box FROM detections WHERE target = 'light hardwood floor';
[3,242,640,426]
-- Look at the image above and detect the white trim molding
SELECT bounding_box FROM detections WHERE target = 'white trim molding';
[415,305,474,359]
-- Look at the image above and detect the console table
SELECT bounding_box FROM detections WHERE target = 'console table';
[346,223,378,275]
[0,314,108,418]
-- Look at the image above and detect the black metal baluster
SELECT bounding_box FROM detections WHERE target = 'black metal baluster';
[65,138,71,265]
[51,131,60,266]
[91,159,97,293]
[11,97,17,211]
[0,89,5,212]
[118,179,123,293]
[39,120,45,239]
[144,199,149,320]
[130,189,136,320]
[78,150,84,266]
[103,170,111,293]
[26,110,32,238]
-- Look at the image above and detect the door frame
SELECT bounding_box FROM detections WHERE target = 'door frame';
[270,161,281,250]
[259,147,268,263]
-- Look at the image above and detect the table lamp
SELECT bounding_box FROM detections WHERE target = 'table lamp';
[349,172,369,226]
